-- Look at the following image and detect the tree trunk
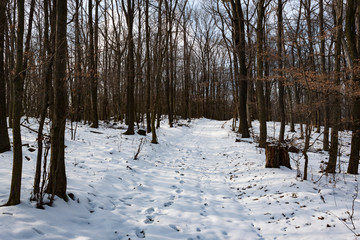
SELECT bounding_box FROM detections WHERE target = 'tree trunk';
[277,0,286,142]
[256,0,267,147]
[145,0,151,133]
[151,0,163,144]
[287,85,296,132]
[47,0,68,201]
[319,0,329,151]
[89,0,99,128]
[123,0,135,135]
[232,0,250,138]
[326,0,342,174]
[7,4,16,129]
[183,17,190,121]
[348,97,360,174]
[33,0,53,203]
[346,0,360,174]
[303,124,311,180]
[6,0,25,206]
[73,0,83,122]
[0,0,10,153]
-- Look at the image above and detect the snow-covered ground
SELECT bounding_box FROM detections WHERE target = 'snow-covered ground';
[0,118,359,240]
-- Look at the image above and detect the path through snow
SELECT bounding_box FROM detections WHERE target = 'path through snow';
[0,118,359,240]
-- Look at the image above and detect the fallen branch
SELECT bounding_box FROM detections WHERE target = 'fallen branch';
[21,123,50,138]
[90,130,104,134]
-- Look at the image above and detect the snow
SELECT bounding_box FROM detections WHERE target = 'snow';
[0,118,359,239]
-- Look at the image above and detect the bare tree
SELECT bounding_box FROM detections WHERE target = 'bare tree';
[326,0,342,174]
[231,0,250,138]
[0,0,10,153]
[32,0,54,205]
[346,0,360,174]
[6,0,25,206]
[89,0,99,128]
[277,0,285,143]
[320,0,330,151]
[255,0,267,147]
[47,0,68,201]
[123,0,136,135]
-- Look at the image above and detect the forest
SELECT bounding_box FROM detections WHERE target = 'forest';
[0,0,360,237]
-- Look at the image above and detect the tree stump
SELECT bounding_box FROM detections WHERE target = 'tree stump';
[137,129,146,136]
[265,144,291,169]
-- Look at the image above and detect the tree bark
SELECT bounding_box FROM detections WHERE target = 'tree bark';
[326,0,342,174]
[347,0,360,174]
[256,0,267,147]
[89,0,99,128]
[33,0,53,202]
[232,0,250,138]
[277,0,286,142]
[6,0,25,206]
[145,0,151,133]
[74,0,83,122]
[123,0,135,135]
[151,0,164,144]
[265,144,291,169]
[0,0,10,153]
[319,0,329,151]
[47,0,68,201]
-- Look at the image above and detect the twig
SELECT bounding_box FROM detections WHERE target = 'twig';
[21,123,50,137]
[134,138,145,160]
[329,211,360,237]
[347,181,359,230]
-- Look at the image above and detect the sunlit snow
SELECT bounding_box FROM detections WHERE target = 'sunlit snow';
[0,118,359,239]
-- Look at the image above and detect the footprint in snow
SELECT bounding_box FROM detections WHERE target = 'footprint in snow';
[164,201,173,207]
[87,198,96,211]
[169,224,181,232]
[144,216,154,224]
[135,228,146,238]
[32,228,44,235]
[119,199,132,206]
[187,236,202,240]
[145,207,155,214]
[200,212,208,217]
[176,189,183,194]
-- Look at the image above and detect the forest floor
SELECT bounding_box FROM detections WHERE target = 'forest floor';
[0,118,359,240]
